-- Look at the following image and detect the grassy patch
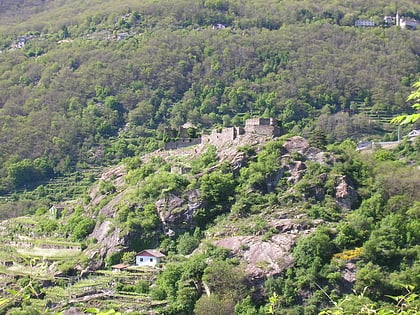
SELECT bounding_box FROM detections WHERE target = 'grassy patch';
[16,246,80,259]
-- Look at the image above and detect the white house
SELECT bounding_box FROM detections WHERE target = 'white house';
[399,18,419,29]
[407,129,420,140]
[135,249,165,267]
[213,23,226,30]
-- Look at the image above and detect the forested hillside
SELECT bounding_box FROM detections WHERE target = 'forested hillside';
[0,132,419,314]
[0,1,419,314]
[0,0,419,195]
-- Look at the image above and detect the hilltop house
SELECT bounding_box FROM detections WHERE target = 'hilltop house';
[135,249,165,267]
[213,23,226,30]
[384,12,419,29]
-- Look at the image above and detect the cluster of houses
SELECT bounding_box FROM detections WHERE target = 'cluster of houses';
[6,10,417,52]
[10,34,41,50]
[111,249,166,272]
[356,12,419,29]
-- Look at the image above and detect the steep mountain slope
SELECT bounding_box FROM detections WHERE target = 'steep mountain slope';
[0,1,419,314]
[0,0,419,197]
[0,129,418,314]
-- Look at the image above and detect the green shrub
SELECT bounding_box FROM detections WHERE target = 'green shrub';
[72,217,95,241]
[150,286,167,300]
[135,280,150,294]
[176,230,201,255]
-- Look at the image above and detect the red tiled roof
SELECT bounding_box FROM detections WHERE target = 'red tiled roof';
[111,263,129,269]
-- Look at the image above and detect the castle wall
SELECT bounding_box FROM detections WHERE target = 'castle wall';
[164,138,201,150]
[244,125,280,137]
[245,117,273,126]
[244,118,280,137]
[202,127,244,146]
[162,118,280,150]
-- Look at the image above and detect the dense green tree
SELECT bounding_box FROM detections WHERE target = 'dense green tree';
[194,295,234,315]
[176,228,202,255]
[202,260,247,301]
[72,217,95,241]
[363,213,407,267]
[121,251,136,265]
[234,296,259,315]
[293,227,335,274]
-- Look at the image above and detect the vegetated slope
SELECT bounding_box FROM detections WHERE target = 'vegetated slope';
[0,2,419,314]
[1,0,420,32]
[1,131,418,314]
[86,135,419,315]
[0,0,419,195]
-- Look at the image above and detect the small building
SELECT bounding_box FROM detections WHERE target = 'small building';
[117,32,129,40]
[244,117,281,137]
[49,204,67,218]
[213,23,226,30]
[384,16,395,25]
[399,18,419,30]
[355,19,375,27]
[201,126,244,145]
[407,129,420,140]
[395,12,418,30]
[135,249,165,267]
[111,263,129,272]
[356,141,372,151]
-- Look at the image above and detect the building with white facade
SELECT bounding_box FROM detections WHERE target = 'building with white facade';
[135,249,166,267]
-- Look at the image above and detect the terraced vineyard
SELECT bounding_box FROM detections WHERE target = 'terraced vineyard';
[0,214,166,314]
[0,167,103,220]
[354,103,396,130]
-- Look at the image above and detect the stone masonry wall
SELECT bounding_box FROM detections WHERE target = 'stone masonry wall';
[164,138,201,150]
[202,127,245,146]
[163,118,280,150]
[244,118,280,137]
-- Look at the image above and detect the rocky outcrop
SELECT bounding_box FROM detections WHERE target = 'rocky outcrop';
[213,218,322,279]
[86,219,123,268]
[215,235,294,278]
[283,160,306,184]
[156,190,203,236]
[265,169,284,193]
[283,136,331,165]
[84,165,128,268]
[335,175,358,209]
[231,151,248,173]
[283,136,311,154]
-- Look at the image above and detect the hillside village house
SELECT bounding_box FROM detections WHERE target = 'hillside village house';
[407,129,420,140]
[111,263,129,272]
[135,249,165,267]
[49,203,67,218]
[355,19,375,27]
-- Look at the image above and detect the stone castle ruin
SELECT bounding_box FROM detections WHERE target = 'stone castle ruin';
[244,118,280,136]
[164,118,281,150]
